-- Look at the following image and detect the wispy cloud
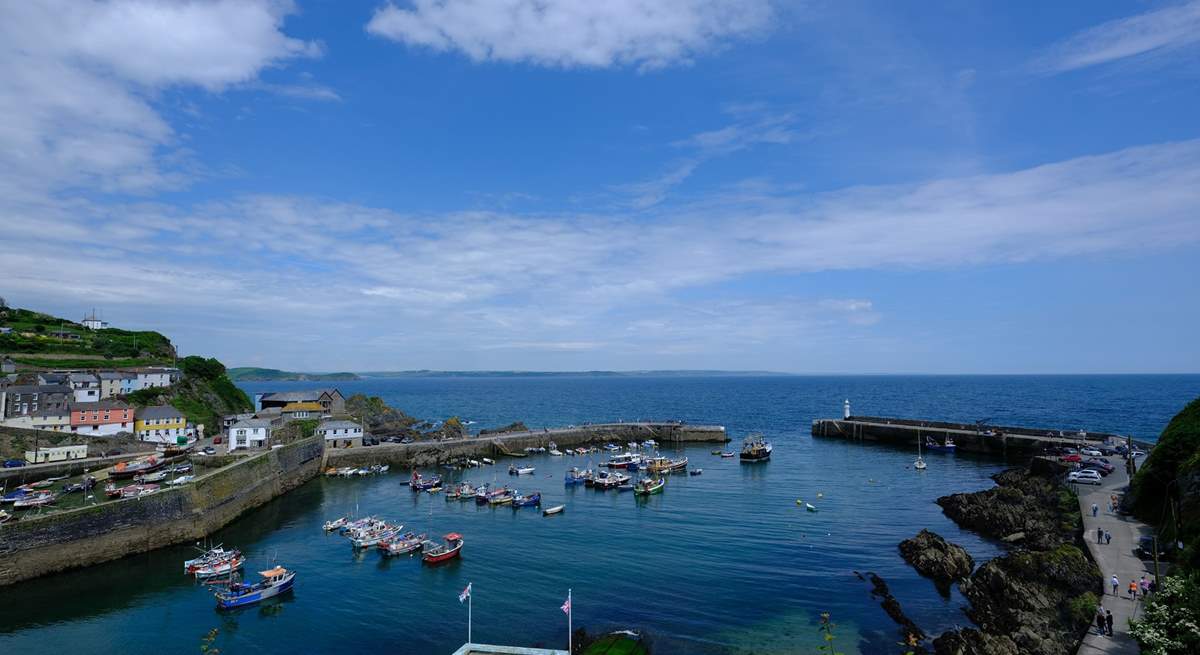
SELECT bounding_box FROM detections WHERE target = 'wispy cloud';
[256,82,342,102]
[1033,1,1200,73]
[365,0,774,70]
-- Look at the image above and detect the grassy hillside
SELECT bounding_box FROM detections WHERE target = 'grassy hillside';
[228,367,359,382]
[127,356,252,431]
[1130,395,1200,567]
[0,306,174,365]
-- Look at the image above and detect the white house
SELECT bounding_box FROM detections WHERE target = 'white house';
[133,367,180,390]
[227,418,272,453]
[68,372,101,402]
[81,309,109,330]
[318,419,364,448]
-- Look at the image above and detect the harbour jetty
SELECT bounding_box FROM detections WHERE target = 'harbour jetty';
[327,421,727,469]
[812,401,1131,458]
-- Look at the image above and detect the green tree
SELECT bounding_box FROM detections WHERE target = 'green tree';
[1130,572,1200,655]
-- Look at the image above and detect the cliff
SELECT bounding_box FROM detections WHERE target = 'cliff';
[1129,395,1200,568]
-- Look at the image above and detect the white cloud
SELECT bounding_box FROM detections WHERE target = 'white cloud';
[0,0,320,194]
[1033,1,1200,73]
[365,0,774,69]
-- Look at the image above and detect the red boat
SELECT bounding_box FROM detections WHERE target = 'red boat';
[421,533,463,564]
[109,456,164,480]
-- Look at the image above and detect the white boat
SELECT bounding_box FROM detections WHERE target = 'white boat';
[323,517,348,532]
[549,449,563,456]
[543,505,565,516]
[914,432,927,470]
[167,475,195,485]
[481,458,495,465]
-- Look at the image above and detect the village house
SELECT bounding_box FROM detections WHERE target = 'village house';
[281,401,328,421]
[0,407,71,432]
[135,405,189,443]
[132,367,180,390]
[70,400,133,436]
[1,384,73,418]
[317,419,363,448]
[68,372,101,402]
[81,310,109,330]
[257,388,346,415]
[227,418,272,452]
[98,371,137,398]
[1,357,15,375]
[37,372,70,386]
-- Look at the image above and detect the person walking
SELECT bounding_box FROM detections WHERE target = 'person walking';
[1095,608,1106,636]
[1129,580,1139,600]
[1105,530,1112,545]
[1092,502,1099,517]
[1140,576,1150,596]
[1097,526,1104,543]
[1111,574,1119,596]
[1105,609,1114,636]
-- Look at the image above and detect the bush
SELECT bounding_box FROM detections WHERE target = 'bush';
[1066,591,1100,629]
[1130,572,1200,655]
[180,356,226,381]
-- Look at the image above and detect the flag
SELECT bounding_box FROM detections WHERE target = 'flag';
[459,582,472,603]
[561,595,571,614]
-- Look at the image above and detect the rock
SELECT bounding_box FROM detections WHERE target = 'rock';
[1001,532,1025,543]
[899,529,974,595]
[866,572,927,650]
[933,629,1020,655]
[936,468,1079,550]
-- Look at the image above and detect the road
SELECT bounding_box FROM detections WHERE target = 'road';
[1074,455,1157,654]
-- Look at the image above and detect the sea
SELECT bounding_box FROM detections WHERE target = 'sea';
[0,374,1196,654]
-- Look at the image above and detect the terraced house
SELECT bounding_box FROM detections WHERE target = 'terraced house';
[134,405,188,443]
[70,400,132,436]
[1,384,72,419]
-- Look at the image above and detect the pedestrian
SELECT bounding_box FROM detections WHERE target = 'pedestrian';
[1150,577,1158,594]
[1140,576,1150,596]
[1097,526,1104,543]
[1105,609,1114,636]
[1111,574,1119,596]
[1129,580,1138,600]
[1095,608,1106,636]
[1105,530,1112,545]
[1092,502,1099,517]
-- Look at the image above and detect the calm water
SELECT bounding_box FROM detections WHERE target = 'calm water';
[1,375,1196,654]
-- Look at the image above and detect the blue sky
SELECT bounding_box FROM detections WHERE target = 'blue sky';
[1,0,1198,373]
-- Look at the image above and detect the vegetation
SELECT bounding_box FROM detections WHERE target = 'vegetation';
[227,367,359,381]
[0,307,174,362]
[1130,572,1200,655]
[126,356,251,431]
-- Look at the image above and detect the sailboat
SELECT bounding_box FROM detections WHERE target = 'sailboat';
[914,431,927,470]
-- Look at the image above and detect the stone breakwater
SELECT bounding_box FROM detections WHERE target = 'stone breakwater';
[325,422,728,469]
[0,436,324,587]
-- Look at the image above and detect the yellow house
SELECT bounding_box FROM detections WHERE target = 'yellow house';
[135,405,188,443]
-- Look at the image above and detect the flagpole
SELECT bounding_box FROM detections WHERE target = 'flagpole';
[468,587,472,644]
[568,588,572,654]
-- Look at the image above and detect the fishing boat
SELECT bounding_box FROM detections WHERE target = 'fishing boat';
[593,470,630,490]
[739,434,772,462]
[13,492,56,509]
[323,517,348,532]
[633,477,665,496]
[924,436,956,452]
[109,456,165,480]
[548,441,562,456]
[409,472,442,491]
[193,553,246,579]
[167,475,195,485]
[511,491,541,507]
[62,476,97,493]
[646,456,687,474]
[481,458,495,465]
[543,505,564,516]
[689,469,703,476]
[31,479,55,489]
[720,452,735,458]
[487,489,514,505]
[351,523,402,549]
[564,468,588,485]
[421,533,464,564]
[508,465,535,476]
[379,531,427,557]
[214,566,296,610]
[137,470,168,483]
[474,484,492,504]
[184,545,233,572]
[1,487,32,503]
[604,453,642,469]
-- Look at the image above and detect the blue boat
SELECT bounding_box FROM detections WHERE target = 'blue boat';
[214,566,296,610]
[564,468,587,485]
[924,436,957,453]
[512,492,541,507]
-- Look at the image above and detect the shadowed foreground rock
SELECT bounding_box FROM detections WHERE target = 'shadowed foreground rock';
[899,529,974,595]
[936,468,1080,550]
[932,628,1020,655]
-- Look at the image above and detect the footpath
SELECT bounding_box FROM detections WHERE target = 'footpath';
[1075,458,1157,655]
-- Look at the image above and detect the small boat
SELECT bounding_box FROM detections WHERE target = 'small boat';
[13,492,56,509]
[508,465,535,476]
[604,453,642,469]
[488,489,514,505]
[603,444,621,452]
[193,554,246,579]
[323,517,348,532]
[646,456,688,474]
[689,469,703,476]
[0,509,11,524]
[62,476,97,493]
[31,479,55,489]
[914,434,927,470]
[380,532,427,557]
[167,475,195,486]
[421,533,464,564]
[45,474,69,482]
[633,477,665,496]
[796,500,817,512]
[739,434,772,462]
[409,472,442,491]
[593,470,630,489]
[172,463,194,474]
[549,449,563,456]
[711,449,723,455]
[720,452,735,458]
[543,505,565,516]
[185,546,233,573]
[642,440,657,448]
[512,492,541,507]
[137,470,168,483]
[481,458,495,465]
[352,524,402,549]
[1,488,32,503]
[214,566,296,610]
[109,456,165,480]
[564,467,588,485]
[474,484,492,504]
[925,436,956,452]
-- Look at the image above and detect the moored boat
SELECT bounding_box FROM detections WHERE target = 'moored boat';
[543,505,565,516]
[13,491,56,509]
[924,436,956,452]
[193,553,245,579]
[508,464,535,476]
[421,533,463,564]
[564,467,588,485]
[214,566,296,609]
[645,456,687,474]
[689,469,703,476]
[487,488,514,505]
[633,477,665,496]
[380,531,427,557]
[408,472,442,491]
[511,491,541,507]
[739,434,772,462]
[604,453,642,469]
[323,517,348,532]
[109,456,165,480]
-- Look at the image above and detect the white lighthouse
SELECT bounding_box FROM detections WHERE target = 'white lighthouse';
[843,399,851,419]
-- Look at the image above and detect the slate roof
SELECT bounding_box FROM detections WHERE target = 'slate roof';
[137,405,184,420]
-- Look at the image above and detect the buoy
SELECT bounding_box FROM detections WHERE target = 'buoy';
[796,499,803,506]
[817,492,824,499]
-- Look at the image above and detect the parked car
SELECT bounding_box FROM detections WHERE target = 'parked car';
[1085,458,1115,473]
[212,435,222,444]
[1098,447,1118,456]
[1068,469,1103,485]
[1061,447,1078,455]
[1082,466,1111,477]
[1081,448,1103,457]
[3,459,26,468]
[202,446,216,455]
[1135,536,1175,561]
[1060,454,1082,463]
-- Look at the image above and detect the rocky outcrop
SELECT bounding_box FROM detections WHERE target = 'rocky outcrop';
[954,545,1098,655]
[932,628,1020,655]
[862,572,927,652]
[344,393,421,437]
[479,422,530,436]
[936,469,1079,550]
[900,529,974,595]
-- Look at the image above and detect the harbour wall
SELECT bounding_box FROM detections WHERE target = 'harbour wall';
[326,422,728,469]
[811,416,1127,459]
[0,436,324,587]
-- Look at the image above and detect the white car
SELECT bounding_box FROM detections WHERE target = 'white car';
[1068,470,1103,485]
[1081,448,1103,457]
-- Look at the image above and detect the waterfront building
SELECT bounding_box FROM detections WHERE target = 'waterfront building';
[25,444,88,463]
[0,408,71,432]
[222,412,255,430]
[70,400,133,436]
[258,388,345,414]
[228,418,272,452]
[97,371,138,398]
[1,384,72,418]
[81,309,109,330]
[135,405,189,443]
[68,372,102,402]
[317,419,363,448]
[281,401,328,421]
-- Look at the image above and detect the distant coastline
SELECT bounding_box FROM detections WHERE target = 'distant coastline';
[227,367,360,382]
[354,369,792,378]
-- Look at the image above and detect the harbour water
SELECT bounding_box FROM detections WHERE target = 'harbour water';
[0,375,1196,654]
